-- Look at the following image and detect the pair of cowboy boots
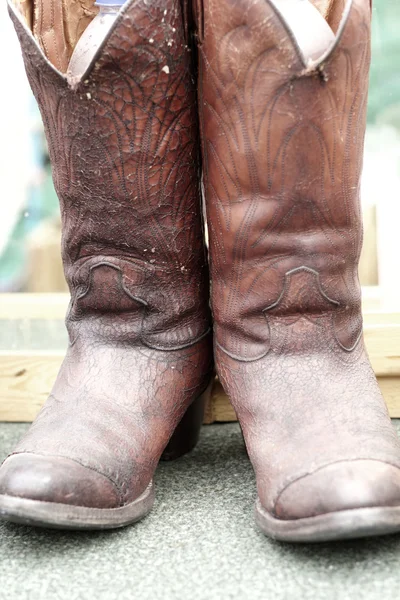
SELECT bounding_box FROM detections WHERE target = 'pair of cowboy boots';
[1,0,400,543]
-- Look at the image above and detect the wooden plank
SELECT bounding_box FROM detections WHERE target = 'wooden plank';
[203,380,237,424]
[364,322,400,376]
[1,352,400,423]
[1,291,400,422]
[207,377,400,423]
[0,353,64,421]
[380,378,400,419]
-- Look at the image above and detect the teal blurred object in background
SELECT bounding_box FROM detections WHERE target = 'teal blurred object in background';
[0,100,60,292]
[369,0,400,126]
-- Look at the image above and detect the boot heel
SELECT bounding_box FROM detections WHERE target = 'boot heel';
[161,380,213,461]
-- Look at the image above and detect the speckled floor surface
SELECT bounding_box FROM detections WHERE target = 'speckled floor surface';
[1,421,400,600]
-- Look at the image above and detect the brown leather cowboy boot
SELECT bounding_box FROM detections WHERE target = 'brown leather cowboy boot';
[195,0,400,542]
[0,0,212,529]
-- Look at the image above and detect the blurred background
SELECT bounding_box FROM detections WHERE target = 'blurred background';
[0,0,399,304]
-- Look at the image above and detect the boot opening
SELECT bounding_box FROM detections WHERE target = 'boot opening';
[302,1,348,33]
[13,0,98,73]
[271,0,350,64]
[12,0,351,73]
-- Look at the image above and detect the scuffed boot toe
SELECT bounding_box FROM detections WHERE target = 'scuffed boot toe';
[0,453,140,529]
[0,453,121,509]
[273,460,400,520]
[0,454,155,530]
[256,460,400,542]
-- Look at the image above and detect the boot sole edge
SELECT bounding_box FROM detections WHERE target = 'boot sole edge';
[255,497,400,543]
[0,481,155,531]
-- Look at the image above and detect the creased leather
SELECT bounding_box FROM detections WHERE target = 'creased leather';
[196,0,400,519]
[1,0,212,510]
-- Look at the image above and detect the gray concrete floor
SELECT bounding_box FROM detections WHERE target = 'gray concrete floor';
[1,422,400,600]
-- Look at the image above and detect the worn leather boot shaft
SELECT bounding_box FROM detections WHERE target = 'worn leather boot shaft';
[0,0,212,528]
[196,0,400,541]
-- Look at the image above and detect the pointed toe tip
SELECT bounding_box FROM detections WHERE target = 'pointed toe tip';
[273,460,400,520]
